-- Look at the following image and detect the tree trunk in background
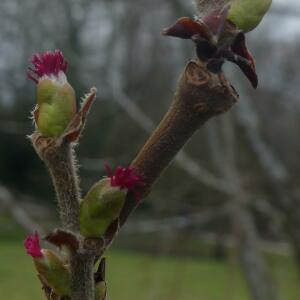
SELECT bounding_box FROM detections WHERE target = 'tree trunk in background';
[208,115,278,300]
[236,95,300,274]
[231,204,278,300]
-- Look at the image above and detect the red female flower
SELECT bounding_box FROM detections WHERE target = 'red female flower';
[27,50,68,84]
[105,162,144,201]
[24,232,43,258]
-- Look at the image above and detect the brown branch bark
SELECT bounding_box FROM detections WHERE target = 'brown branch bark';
[112,81,234,193]
[70,254,95,300]
[31,135,95,300]
[119,60,238,226]
[42,143,80,232]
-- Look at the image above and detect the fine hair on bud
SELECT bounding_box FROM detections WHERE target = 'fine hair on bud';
[194,0,227,17]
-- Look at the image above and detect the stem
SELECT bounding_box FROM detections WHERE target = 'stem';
[70,253,95,300]
[45,144,95,300]
[119,60,238,226]
[32,136,95,300]
[43,142,80,232]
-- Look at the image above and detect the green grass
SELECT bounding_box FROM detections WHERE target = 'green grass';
[0,238,299,300]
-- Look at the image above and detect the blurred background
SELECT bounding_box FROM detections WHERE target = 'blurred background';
[0,0,300,299]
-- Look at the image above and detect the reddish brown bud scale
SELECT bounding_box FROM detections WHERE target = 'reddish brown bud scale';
[230,32,258,88]
[162,4,258,88]
[162,17,211,40]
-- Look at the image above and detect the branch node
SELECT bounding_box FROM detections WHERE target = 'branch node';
[185,61,210,86]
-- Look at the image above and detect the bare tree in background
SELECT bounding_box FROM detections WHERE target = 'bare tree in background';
[0,0,299,300]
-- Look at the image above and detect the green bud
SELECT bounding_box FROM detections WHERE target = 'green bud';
[80,164,143,238]
[36,79,76,137]
[95,281,107,300]
[24,233,71,297]
[80,178,127,238]
[28,50,76,137]
[35,249,71,297]
[228,0,272,32]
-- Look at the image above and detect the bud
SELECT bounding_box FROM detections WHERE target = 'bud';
[162,5,258,88]
[24,233,71,297]
[94,257,106,300]
[95,281,107,300]
[28,50,76,137]
[228,0,272,33]
[80,163,143,238]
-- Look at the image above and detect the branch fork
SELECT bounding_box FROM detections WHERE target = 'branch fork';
[30,59,237,300]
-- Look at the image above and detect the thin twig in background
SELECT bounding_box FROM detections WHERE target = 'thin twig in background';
[236,93,300,270]
[208,115,278,300]
[0,185,45,235]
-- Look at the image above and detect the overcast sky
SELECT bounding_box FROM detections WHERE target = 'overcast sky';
[254,0,300,40]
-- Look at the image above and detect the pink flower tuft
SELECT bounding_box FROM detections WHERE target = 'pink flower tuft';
[24,232,43,258]
[104,162,144,201]
[27,50,68,83]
